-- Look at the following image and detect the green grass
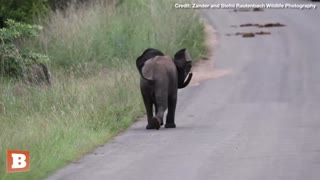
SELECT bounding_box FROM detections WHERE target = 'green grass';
[0,66,144,180]
[0,0,206,179]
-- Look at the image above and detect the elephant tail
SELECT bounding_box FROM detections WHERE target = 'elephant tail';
[178,72,193,89]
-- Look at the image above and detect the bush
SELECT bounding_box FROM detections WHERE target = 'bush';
[0,19,49,78]
[48,0,116,11]
[0,0,48,26]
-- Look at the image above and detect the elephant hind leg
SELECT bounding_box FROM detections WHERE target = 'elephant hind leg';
[154,91,168,127]
[154,103,163,126]
[142,93,159,130]
[165,95,177,128]
[146,116,161,130]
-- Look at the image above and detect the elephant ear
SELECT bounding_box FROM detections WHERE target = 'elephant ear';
[174,49,193,89]
[174,49,192,63]
[136,48,164,81]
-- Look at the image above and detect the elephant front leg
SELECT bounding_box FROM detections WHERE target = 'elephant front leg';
[165,95,177,128]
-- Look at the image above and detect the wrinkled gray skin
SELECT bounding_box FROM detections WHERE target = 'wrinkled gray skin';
[136,48,193,130]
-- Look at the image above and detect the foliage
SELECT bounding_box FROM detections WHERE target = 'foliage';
[0,19,49,78]
[0,0,48,25]
[0,19,42,40]
[48,0,104,10]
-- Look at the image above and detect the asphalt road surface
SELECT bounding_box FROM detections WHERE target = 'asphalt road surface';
[46,0,320,179]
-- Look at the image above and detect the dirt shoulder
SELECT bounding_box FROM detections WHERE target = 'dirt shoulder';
[190,23,230,86]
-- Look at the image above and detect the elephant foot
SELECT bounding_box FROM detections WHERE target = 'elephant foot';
[165,122,176,128]
[160,120,164,126]
[146,117,161,130]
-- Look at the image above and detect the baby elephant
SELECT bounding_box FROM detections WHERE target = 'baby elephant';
[136,48,193,130]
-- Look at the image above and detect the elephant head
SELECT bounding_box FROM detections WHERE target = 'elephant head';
[174,49,193,89]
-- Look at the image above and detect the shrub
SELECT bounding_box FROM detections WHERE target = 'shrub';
[0,19,49,79]
[0,0,48,26]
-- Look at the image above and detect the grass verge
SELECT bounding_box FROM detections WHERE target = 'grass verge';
[0,0,206,179]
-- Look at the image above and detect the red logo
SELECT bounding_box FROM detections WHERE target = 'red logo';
[6,150,30,173]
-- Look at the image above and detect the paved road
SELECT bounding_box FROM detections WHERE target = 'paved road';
[46,0,320,179]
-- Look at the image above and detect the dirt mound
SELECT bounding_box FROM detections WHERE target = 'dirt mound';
[253,8,264,11]
[258,23,285,28]
[227,31,271,38]
[233,8,264,12]
[239,23,260,27]
[235,32,255,37]
[255,31,271,35]
[233,9,250,12]
[236,23,286,28]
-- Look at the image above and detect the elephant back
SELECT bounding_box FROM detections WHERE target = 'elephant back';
[142,56,177,82]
